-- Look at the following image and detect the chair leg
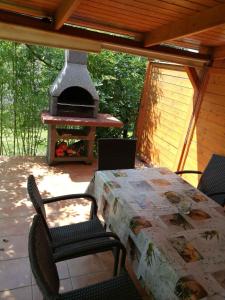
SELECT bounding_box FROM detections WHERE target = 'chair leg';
[113,247,119,276]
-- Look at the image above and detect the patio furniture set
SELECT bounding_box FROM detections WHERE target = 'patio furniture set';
[27,140,225,300]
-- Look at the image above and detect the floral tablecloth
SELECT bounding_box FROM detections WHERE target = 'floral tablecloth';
[93,167,225,300]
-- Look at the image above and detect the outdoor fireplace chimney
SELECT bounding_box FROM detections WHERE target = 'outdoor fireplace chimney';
[49,50,99,118]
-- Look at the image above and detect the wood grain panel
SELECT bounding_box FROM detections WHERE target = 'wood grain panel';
[182,67,225,186]
[76,7,164,29]
[159,89,192,103]
[80,0,178,22]
[159,97,190,112]
[203,93,225,106]
[158,74,192,86]
[157,82,193,97]
[136,64,194,170]
[1,0,225,50]
[0,0,59,14]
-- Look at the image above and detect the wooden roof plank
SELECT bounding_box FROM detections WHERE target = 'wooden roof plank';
[0,0,49,17]
[80,0,183,22]
[76,6,165,28]
[54,0,82,30]
[0,0,59,13]
[144,3,225,47]
[103,44,209,67]
[69,16,144,40]
[0,10,210,67]
[213,45,225,59]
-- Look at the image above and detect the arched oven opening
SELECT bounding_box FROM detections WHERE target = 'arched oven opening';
[57,86,95,117]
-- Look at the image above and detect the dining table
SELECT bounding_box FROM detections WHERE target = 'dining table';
[92,167,225,300]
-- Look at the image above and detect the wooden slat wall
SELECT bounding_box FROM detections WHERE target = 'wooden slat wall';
[182,66,225,186]
[136,63,194,170]
[137,62,225,187]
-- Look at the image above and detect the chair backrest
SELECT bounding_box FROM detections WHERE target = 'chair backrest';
[27,175,46,218]
[29,215,60,298]
[27,175,52,240]
[98,138,136,171]
[198,154,225,205]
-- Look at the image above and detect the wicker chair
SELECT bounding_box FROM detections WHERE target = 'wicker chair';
[27,175,120,275]
[176,154,225,206]
[98,138,137,171]
[29,215,142,300]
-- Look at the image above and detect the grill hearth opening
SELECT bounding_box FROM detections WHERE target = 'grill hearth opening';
[57,87,95,118]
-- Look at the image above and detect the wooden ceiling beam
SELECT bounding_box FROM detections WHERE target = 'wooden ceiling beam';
[0,0,46,17]
[0,10,210,67]
[54,0,82,30]
[70,17,143,41]
[103,44,209,68]
[0,10,101,52]
[144,3,225,47]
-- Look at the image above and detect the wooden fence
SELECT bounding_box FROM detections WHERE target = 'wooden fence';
[136,62,225,186]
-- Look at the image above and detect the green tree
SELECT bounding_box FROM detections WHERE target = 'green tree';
[88,51,147,138]
[0,42,146,156]
[0,41,63,155]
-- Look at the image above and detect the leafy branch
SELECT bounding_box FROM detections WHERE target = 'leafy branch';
[25,44,61,71]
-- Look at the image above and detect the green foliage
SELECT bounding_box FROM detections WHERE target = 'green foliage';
[88,51,147,138]
[0,41,147,156]
[0,42,63,155]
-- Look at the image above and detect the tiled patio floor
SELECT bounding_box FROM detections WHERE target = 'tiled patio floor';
[0,156,151,299]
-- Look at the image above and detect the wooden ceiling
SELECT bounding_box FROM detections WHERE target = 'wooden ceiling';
[1,0,225,65]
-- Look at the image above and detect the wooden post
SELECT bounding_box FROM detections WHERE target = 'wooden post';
[176,66,210,171]
[185,67,200,91]
[86,127,96,164]
[135,60,152,152]
[47,125,57,165]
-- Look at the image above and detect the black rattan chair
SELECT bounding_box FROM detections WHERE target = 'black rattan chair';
[176,154,225,206]
[98,138,137,171]
[27,175,120,274]
[29,215,142,300]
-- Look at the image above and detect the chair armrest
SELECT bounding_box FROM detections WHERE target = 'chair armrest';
[54,238,127,272]
[43,193,98,217]
[52,232,120,248]
[175,170,203,175]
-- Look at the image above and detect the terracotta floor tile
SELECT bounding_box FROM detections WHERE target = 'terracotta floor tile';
[71,270,113,289]
[0,258,31,291]
[0,286,32,300]
[56,261,70,280]
[32,279,72,299]
[0,235,28,260]
[47,211,90,227]
[0,204,34,218]
[0,217,31,237]
[0,197,30,209]
[97,251,114,272]
[46,198,91,216]
[31,260,70,285]
[59,278,73,293]
[67,254,105,277]
[0,157,149,298]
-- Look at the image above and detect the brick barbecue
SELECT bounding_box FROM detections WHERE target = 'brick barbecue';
[42,50,123,165]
